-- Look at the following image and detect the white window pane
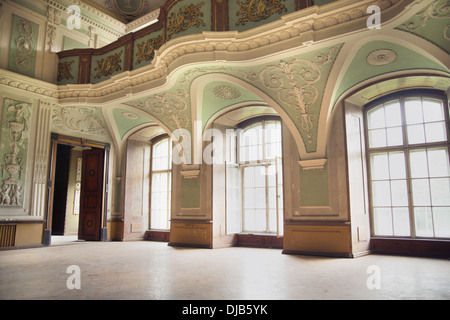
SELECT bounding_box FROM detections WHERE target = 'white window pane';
[244,209,256,231]
[423,99,445,123]
[265,123,280,143]
[392,207,411,237]
[407,124,426,144]
[152,173,161,188]
[152,157,161,171]
[254,167,265,186]
[268,209,277,233]
[254,188,266,209]
[385,101,402,127]
[389,152,406,180]
[266,142,282,159]
[387,127,403,146]
[372,181,391,207]
[430,178,450,206]
[405,98,423,125]
[369,129,387,148]
[368,106,385,129]
[409,150,429,178]
[241,131,250,147]
[412,179,431,206]
[433,207,450,238]
[268,187,277,209]
[414,207,434,237]
[370,153,389,180]
[391,180,408,206]
[428,148,450,178]
[244,188,255,208]
[425,122,447,143]
[159,173,168,190]
[373,208,393,236]
[240,146,248,162]
[152,193,160,209]
[249,146,258,161]
[244,167,255,187]
[267,168,276,187]
[254,209,266,232]
[159,192,168,210]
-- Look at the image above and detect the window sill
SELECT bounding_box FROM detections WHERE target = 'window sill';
[370,237,450,259]
[235,233,283,249]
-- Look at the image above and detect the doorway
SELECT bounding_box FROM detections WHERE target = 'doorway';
[44,135,109,245]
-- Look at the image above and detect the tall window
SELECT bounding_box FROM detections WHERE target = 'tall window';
[238,119,283,234]
[366,92,450,239]
[150,136,172,230]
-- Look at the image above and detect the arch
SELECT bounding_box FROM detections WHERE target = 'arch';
[322,31,450,150]
[189,73,307,162]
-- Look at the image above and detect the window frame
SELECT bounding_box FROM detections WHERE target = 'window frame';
[149,134,172,231]
[364,89,450,239]
[236,117,283,234]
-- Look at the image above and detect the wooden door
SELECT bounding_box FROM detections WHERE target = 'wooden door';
[78,148,104,241]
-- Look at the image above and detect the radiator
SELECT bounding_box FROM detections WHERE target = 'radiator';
[0,224,16,247]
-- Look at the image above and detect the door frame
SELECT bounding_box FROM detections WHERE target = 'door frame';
[43,133,110,245]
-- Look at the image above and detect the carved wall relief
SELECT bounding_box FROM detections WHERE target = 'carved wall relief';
[135,35,163,65]
[166,2,206,40]
[235,0,287,26]
[8,15,39,77]
[243,45,341,148]
[57,60,75,82]
[93,51,123,79]
[0,99,31,206]
[52,105,110,138]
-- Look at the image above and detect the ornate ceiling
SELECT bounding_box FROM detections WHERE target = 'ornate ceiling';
[83,0,166,23]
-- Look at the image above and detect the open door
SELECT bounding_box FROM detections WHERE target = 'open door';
[78,148,104,241]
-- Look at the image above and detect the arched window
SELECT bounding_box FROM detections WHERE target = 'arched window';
[238,118,283,234]
[150,136,172,230]
[365,91,450,239]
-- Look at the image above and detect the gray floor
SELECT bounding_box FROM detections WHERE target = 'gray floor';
[1,237,449,300]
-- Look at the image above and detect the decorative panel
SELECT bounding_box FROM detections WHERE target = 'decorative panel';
[229,0,296,32]
[0,99,32,207]
[133,30,163,69]
[299,164,329,207]
[52,105,111,139]
[181,176,201,208]
[166,1,211,41]
[8,15,40,78]
[57,56,80,85]
[90,47,125,84]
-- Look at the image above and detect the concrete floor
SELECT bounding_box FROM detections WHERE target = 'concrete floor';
[0,237,449,300]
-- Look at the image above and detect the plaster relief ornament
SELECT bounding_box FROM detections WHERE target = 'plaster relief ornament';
[236,0,287,26]
[367,49,397,66]
[167,2,206,39]
[0,102,30,206]
[247,46,340,145]
[213,85,242,100]
[15,19,35,72]
[52,106,110,137]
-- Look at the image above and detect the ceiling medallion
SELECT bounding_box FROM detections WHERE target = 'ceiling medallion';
[213,85,241,100]
[113,0,144,16]
[367,49,398,66]
[121,112,140,120]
